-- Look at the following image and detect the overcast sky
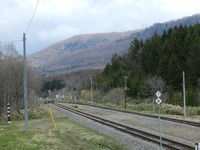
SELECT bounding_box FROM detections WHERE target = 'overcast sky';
[1,0,200,54]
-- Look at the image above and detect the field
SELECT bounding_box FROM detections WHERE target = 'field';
[0,115,127,150]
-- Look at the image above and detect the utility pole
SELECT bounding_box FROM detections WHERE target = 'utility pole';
[90,77,93,102]
[73,88,76,103]
[183,71,186,119]
[123,76,128,109]
[23,33,28,133]
[48,90,51,100]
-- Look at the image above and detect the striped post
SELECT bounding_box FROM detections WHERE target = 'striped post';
[7,103,11,123]
[196,143,200,150]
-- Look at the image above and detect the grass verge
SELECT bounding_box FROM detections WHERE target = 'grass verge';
[0,117,127,150]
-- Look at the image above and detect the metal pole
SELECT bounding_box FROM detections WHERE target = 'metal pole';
[158,104,162,150]
[23,33,28,133]
[124,89,126,109]
[74,88,76,103]
[90,77,93,102]
[183,71,186,119]
[156,91,162,150]
[123,76,128,109]
[48,90,51,100]
[152,98,155,114]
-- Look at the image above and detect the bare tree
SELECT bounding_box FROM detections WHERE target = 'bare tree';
[0,43,39,115]
[141,75,166,102]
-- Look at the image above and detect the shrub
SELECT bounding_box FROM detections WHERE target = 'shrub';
[103,88,124,105]
[161,104,183,115]
[197,109,200,115]
[0,104,48,122]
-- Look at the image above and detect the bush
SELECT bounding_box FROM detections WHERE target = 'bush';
[128,103,153,112]
[186,106,200,116]
[161,104,183,115]
[103,88,124,105]
[197,109,200,115]
[28,106,49,119]
[0,104,48,122]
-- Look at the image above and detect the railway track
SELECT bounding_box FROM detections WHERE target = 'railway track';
[53,102,194,150]
[65,102,200,128]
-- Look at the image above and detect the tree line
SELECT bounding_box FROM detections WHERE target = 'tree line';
[95,24,200,106]
[0,43,39,115]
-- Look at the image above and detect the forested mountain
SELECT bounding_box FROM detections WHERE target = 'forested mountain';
[28,14,200,76]
[95,24,200,106]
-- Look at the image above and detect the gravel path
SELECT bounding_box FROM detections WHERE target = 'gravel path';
[48,103,199,149]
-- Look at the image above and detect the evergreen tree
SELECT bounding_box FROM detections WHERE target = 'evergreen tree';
[166,54,181,90]
[95,24,200,106]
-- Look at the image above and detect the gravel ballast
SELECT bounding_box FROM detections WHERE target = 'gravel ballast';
[48,103,200,149]
[48,104,162,150]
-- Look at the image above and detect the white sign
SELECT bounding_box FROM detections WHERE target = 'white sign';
[156,98,162,105]
[156,91,161,97]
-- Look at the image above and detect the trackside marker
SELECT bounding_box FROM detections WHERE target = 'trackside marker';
[48,106,58,130]
[7,103,11,124]
[156,91,162,150]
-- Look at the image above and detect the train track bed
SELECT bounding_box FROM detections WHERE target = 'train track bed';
[49,104,160,149]
[67,103,200,127]
[56,102,199,148]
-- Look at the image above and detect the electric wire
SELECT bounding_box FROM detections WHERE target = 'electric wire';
[0,39,23,45]
[25,0,40,35]
[0,0,39,46]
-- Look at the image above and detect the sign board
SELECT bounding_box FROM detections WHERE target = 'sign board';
[156,91,161,97]
[156,91,162,105]
[156,98,162,105]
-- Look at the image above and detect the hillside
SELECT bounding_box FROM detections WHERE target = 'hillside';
[28,14,200,76]
[95,23,200,106]
[28,31,136,75]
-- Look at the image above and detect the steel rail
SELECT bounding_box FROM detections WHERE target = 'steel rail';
[62,102,200,128]
[53,103,194,150]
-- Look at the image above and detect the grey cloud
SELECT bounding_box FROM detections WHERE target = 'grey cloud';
[1,0,200,54]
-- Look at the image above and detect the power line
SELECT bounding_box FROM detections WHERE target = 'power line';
[0,1,39,48]
[26,0,40,35]
[0,39,23,45]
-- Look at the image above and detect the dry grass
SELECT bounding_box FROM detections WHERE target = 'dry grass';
[0,116,127,150]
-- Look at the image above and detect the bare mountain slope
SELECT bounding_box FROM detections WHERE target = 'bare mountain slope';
[28,14,200,76]
[28,31,137,75]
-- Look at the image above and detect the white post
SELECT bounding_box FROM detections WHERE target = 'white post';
[183,71,186,119]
